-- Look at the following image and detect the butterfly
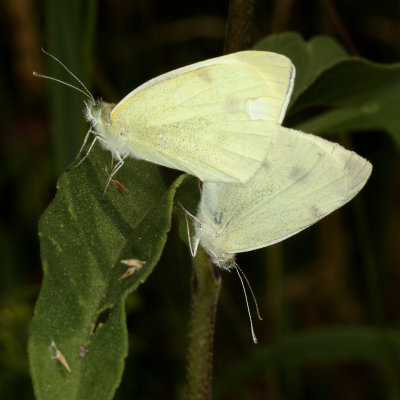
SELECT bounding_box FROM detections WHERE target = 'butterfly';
[35,49,294,196]
[183,125,372,341]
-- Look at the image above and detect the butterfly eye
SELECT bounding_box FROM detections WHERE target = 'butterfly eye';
[90,104,101,122]
[218,259,232,270]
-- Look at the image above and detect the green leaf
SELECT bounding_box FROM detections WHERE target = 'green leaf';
[253,32,348,103]
[254,32,400,147]
[215,326,400,398]
[28,147,188,400]
[292,58,400,146]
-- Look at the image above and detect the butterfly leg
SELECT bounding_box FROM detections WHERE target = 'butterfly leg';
[178,202,203,257]
[68,128,97,170]
[103,152,127,199]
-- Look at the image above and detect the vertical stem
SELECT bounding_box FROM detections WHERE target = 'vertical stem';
[265,244,284,338]
[186,246,221,400]
[224,0,256,54]
[321,0,359,55]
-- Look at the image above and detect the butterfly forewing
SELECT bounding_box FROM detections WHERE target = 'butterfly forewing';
[110,51,295,183]
[197,126,372,254]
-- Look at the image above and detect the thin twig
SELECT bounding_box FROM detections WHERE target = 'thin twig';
[224,0,256,54]
[186,247,221,400]
[322,0,359,55]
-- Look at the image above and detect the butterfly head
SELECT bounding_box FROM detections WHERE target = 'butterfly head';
[84,99,103,127]
[204,243,235,270]
[84,100,117,140]
[213,255,235,270]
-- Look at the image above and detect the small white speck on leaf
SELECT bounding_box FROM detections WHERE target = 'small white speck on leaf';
[51,340,71,373]
[79,346,88,358]
[119,259,146,279]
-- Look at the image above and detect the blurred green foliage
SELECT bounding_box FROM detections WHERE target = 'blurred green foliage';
[1,0,400,399]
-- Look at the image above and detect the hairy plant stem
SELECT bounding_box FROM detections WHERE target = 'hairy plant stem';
[186,246,222,400]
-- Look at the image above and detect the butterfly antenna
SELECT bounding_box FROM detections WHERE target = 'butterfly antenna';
[233,262,258,344]
[34,47,94,101]
[33,71,92,99]
[235,263,263,321]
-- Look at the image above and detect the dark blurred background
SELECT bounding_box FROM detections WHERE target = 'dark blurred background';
[1,0,399,399]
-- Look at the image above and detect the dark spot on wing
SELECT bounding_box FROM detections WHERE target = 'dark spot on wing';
[261,160,269,170]
[198,69,212,83]
[310,205,322,218]
[211,210,223,225]
[225,97,242,113]
[290,166,307,181]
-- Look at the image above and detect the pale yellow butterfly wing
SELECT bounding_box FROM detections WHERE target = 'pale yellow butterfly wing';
[196,126,372,254]
[110,51,295,183]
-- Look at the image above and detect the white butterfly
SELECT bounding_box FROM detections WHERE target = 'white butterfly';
[35,49,295,195]
[184,125,372,341]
